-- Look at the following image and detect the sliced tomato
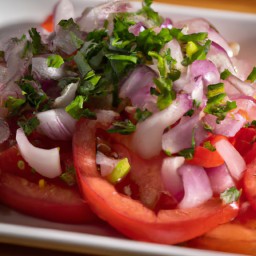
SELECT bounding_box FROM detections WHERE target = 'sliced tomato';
[230,127,256,159]
[0,142,96,223]
[187,135,227,168]
[73,119,239,244]
[243,150,256,211]
[188,205,256,255]
[41,14,54,32]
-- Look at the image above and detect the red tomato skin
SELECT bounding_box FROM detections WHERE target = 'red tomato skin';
[243,155,256,212]
[73,119,239,244]
[41,14,54,32]
[187,135,227,168]
[0,144,96,224]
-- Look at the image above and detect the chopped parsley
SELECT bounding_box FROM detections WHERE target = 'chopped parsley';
[220,187,241,204]
[4,97,26,116]
[135,108,152,122]
[28,28,44,55]
[18,116,40,136]
[107,120,136,135]
[47,54,64,68]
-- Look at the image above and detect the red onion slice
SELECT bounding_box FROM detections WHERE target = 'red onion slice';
[132,94,192,159]
[77,0,130,33]
[54,0,75,30]
[119,65,157,112]
[96,109,119,127]
[215,139,246,180]
[207,42,235,74]
[203,113,246,137]
[0,119,10,143]
[161,156,185,201]
[36,109,76,140]
[128,22,145,36]
[227,75,255,97]
[178,164,213,209]
[16,128,61,178]
[206,164,235,194]
[162,114,207,154]
[96,151,119,177]
[32,57,65,81]
[53,82,78,108]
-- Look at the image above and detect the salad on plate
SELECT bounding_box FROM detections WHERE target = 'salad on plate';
[0,0,256,254]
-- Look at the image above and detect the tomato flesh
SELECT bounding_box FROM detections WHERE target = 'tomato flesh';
[73,119,239,244]
[0,140,96,223]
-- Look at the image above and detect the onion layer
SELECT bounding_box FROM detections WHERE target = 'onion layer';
[178,164,213,209]
[16,128,61,178]
[215,139,246,180]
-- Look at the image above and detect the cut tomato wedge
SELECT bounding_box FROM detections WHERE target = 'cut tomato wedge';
[73,119,239,244]
[187,135,227,168]
[188,205,256,255]
[243,151,256,212]
[41,14,54,32]
[0,141,96,223]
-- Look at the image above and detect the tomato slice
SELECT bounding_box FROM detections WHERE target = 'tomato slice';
[230,127,256,159]
[73,119,239,244]
[187,135,226,168]
[188,205,256,255]
[243,151,256,212]
[0,142,96,223]
[41,14,54,32]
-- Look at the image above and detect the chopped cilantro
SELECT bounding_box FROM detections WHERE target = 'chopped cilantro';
[138,0,163,26]
[18,116,40,136]
[65,95,96,120]
[18,78,47,109]
[74,51,92,78]
[107,120,136,135]
[86,29,108,42]
[220,187,241,204]
[47,54,64,68]
[29,28,44,55]
[148,50,177,110]
[58,18,78,29]
[164,150,172,156]
[247,67,256,83]
[135,108,152,122]
[4,97,26,116]
[182,40,211,66]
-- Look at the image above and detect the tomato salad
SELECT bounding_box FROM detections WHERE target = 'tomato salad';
[1,0,256,254]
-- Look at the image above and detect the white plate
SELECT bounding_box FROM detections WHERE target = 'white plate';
[0,1,255,255]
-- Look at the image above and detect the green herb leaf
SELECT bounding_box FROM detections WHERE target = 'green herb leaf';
[47,54,64,68]
[58,18,78,29]
[74,51,92,79]
[220,187,241,204]
[107,120,136,135]
[19,78,47,109]
[247,67,256,83]
[29,28,44,55]
[65,95,96,120]
[137,0,163,26]
[4,97,26,116]
[135,108,152,122]
[18,116,40,136]
[178,148,194,159]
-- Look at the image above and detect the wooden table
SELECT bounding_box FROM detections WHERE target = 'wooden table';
[1,0,256,255]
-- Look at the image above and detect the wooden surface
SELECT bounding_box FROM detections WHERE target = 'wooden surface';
[156,0,256,13]
[1,0,256,256]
